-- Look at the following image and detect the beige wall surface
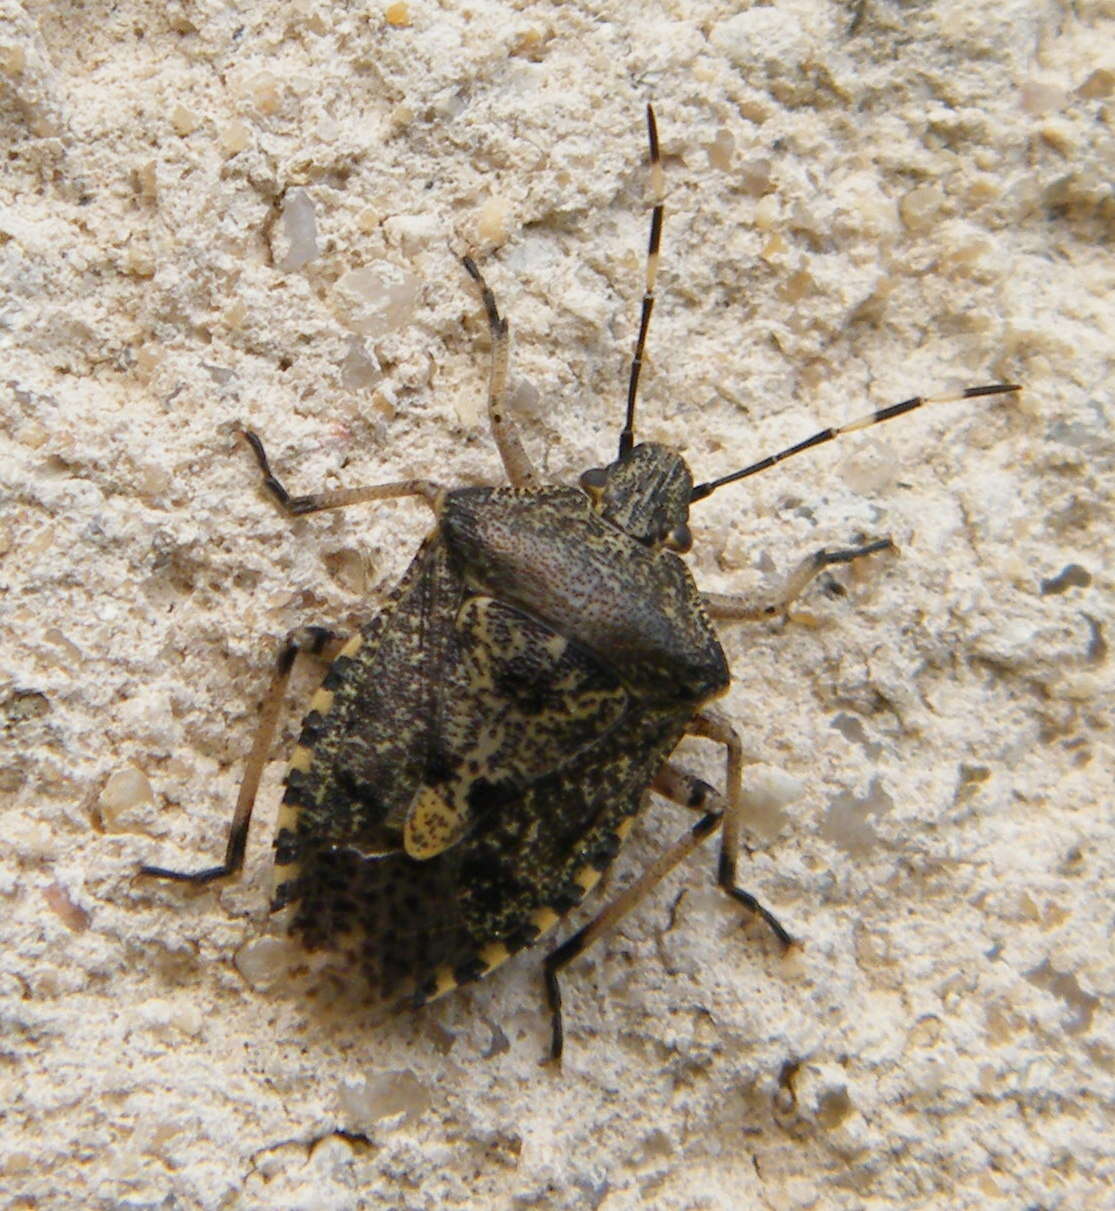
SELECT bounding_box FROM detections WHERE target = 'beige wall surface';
[1,1,1111,1208]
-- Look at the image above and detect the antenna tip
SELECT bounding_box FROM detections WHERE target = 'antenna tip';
[963,383,1022,399]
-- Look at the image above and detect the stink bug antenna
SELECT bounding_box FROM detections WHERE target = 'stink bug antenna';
[619,104,664,459]
[689,383,1021,503]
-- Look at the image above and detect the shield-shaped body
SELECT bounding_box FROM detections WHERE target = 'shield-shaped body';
[275,484,729,1002]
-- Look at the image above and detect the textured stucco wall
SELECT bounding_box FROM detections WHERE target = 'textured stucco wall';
[2,1,1112,1208]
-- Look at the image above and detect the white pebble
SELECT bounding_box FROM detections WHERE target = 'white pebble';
[280,188,319,270]
[334,262,419,337]
[100,765,154,824]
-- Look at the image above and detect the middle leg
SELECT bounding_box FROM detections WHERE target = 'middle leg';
[679,710,794,946]
[238,429,441,518]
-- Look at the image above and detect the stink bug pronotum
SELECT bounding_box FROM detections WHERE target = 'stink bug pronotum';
[142,107,1018,1060]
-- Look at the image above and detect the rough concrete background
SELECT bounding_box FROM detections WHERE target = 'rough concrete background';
[1,0,1112,1208]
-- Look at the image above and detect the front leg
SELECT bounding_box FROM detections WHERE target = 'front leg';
[239,429,441,517]
[462,257,540,491]
[704,538,895,622]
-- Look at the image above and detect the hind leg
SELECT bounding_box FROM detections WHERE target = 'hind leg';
[140,626,344,884]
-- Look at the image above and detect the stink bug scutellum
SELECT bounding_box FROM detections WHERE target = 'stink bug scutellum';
[142,107,1019,1060]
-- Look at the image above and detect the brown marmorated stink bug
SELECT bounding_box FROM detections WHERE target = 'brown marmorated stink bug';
[141,108,1019,1061]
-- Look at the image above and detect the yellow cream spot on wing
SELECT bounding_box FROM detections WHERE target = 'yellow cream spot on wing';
[276,801,300,836]
[531,907,561,936]
[478,941,511,971]
[288,745,313,773]
[404,786,465,859]
[272,862,300,888]
[428,965,458,1001]
[573,865,602,893]
[339,634,364,658]
[543,633,568,660]
[309,687,335,715]
[614,818,634,840]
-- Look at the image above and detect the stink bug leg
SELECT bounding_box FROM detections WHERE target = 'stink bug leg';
[461,255,539,490]
[236,428,442,517]
[702,538,897,623]
[140,625,341,884]
[543,708,792,1064]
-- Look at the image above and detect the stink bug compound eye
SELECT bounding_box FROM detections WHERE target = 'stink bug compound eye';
[141,107,1020,1062]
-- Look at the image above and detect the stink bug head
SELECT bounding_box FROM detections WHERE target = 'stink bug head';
[579,442,694,553]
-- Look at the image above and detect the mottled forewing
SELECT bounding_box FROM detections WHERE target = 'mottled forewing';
[278,534,464,864]
[405,596,629,856]
[281,556,631,850]
[289,697,687,998]
[281,556,689,996]
[448,703,689,944]
[277,533,653,987]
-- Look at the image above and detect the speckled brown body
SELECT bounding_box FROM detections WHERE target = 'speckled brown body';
[139,108,1016,1056]
[275,483,728,1002]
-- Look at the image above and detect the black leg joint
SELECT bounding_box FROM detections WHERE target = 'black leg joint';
[543,929,587,1063]
[717,850,794,949]
[138,861,233,885]
[305,625,334,655]
[686,777,716,810]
